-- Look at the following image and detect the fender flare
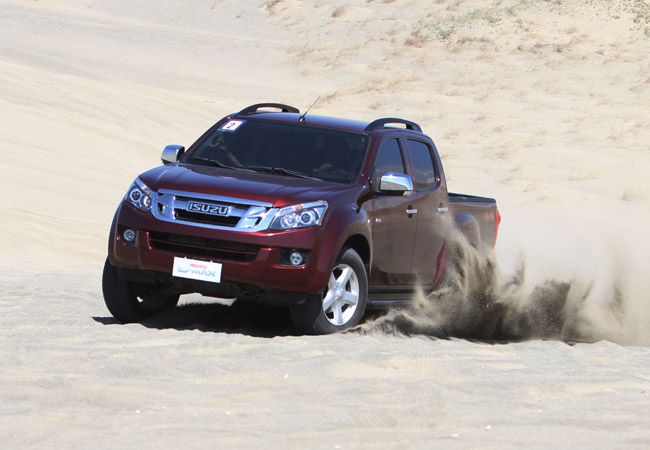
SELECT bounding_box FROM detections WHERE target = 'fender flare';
[454,212,480,248]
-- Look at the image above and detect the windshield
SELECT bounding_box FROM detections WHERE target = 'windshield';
[184,119,369,184]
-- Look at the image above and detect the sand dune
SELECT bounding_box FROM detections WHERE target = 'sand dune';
[1,0,650,447]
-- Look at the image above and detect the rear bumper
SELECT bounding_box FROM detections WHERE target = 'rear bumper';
[108,202,334,297]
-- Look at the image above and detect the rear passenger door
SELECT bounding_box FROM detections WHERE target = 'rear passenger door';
[403,138,449,285]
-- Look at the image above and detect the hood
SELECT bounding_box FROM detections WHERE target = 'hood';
[139,163,357,206]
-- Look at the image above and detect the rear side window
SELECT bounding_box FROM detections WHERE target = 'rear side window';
[373,139,405,187]
[406,139,437,190]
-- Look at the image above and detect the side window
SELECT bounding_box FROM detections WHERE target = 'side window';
[373,139,405,188]
[406,139,437,191]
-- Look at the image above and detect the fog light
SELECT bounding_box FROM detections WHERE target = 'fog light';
[122,228,136,243]
[289,251,304,266]
[279,248,310,266]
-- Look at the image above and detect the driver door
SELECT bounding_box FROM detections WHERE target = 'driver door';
[369,137,418,286]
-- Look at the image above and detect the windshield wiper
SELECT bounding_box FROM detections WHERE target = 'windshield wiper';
[186,156,231,168]
[246,166,322,181]
[186,158,321,181]
[185,156,250,172]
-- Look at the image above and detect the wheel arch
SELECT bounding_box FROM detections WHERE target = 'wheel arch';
[342,234,370,272]
[454,212,481,248]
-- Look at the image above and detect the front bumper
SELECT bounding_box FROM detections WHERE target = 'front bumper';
[108,203,334,295]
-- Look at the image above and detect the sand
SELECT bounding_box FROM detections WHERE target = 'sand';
[1,0,650,447]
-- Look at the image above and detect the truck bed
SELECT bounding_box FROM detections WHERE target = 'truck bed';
[448,192,497,204]
[448,192,499,249]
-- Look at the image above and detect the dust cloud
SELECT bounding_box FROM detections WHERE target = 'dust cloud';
[358,226,650,346]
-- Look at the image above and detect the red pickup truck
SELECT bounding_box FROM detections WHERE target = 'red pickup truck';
[103,103,500,334]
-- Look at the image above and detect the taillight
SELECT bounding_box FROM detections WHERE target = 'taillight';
[493,209,501,248]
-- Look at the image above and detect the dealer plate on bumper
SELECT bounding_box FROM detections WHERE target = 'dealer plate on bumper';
[172,257,222,283]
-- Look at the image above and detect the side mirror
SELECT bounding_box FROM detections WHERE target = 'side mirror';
[378,173,413,194]
[161,145,185,165]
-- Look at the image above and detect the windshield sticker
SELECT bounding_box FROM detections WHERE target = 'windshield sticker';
[220,120,244,132]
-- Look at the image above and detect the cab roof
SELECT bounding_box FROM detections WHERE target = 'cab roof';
[230,103,423,135]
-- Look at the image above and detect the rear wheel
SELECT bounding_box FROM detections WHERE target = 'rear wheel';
[102,257,179,323]
[290,247,368,334]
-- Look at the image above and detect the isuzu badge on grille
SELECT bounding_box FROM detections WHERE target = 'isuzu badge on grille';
[186,201,233,216]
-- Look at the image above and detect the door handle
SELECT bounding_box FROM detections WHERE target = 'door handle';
[437,204,448,213]
[405,207,418,215]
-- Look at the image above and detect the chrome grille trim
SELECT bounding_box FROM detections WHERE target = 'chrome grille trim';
[152,189,277,232]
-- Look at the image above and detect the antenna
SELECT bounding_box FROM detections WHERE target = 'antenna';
[299,96,320,122]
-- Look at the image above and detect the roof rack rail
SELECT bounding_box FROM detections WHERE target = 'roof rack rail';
[364,118,422,133]
[237,103,300,116]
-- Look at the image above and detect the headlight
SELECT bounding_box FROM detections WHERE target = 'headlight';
[269,201,328,231]
[124,178,153,213]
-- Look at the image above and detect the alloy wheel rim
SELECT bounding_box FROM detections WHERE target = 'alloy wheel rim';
[322,263,359,326]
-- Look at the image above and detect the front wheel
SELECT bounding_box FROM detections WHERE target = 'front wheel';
[102,257,179,323]
[290,247,368,334]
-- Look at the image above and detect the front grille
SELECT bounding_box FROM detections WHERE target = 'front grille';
[152,190,276,232]
[149,232,260,262]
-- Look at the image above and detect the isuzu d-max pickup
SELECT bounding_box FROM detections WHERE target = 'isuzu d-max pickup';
[103,103,500,334]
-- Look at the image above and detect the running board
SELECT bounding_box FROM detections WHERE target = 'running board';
[366,297,413,309]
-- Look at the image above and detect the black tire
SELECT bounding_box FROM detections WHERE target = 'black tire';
[102,257,179,323]
[290,247,368,335]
